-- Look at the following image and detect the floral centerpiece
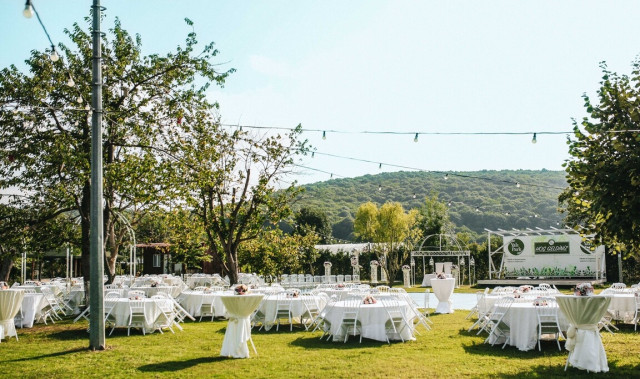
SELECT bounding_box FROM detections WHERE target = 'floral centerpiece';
[533,297,548,306]
[363,295,377,304]
[436,272,447,279]
[402,265,411,271]
[370,260,379,266]
[323,261,332,268]
[518,285,533,293]
[234,284,249,295]
[286,289,300,298]
[574,282,594,296]
[337,283,345,289]
[512,290,521,299]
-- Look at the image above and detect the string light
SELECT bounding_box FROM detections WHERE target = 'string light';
[322,131,326,140]
[413,193,417,199]
[516,182,521,188]
[414,133,419,143]
[66,74,75,87]
[23,0,33,18]
[49,46,59,62]
[444,173,449,180]
[378,185,382,191]
[378,163,382,169]
[531,133,537,144]
[311,152,315,158]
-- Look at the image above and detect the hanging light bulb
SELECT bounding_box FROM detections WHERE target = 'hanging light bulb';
[76,96,83,104]
[447,201,452,207]
[531,133,537,144]
[311,152,315,158]
[67,75,75,87]
[23,0,33,18]
[84,104,90,111]
[378,185,382,191]
[413,193,417,199]
[378,163,382,169]
[330,173,333,179]
[444,173,449,180]
[50,47,59,62]
[505,212,511,216]
[414,133,419,143]
[322,131,326,140]
[475,207,480,212]
[516,182,521,188]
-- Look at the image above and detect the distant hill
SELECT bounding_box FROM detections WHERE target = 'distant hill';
[294,170,567,241]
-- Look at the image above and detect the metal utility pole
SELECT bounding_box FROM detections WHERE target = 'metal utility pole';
[89,0,105,350]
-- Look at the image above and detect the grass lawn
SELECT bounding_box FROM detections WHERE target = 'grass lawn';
[2,309,639,378]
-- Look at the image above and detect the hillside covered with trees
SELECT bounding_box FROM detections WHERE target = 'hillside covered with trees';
[294,170,567,242]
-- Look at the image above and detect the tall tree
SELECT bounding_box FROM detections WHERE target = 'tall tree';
[417,192,454,237]
[294,207,331,243]
[559,60,640,257]
[171,122,310,284]
[354,201,420,284]
[0,16,232,283]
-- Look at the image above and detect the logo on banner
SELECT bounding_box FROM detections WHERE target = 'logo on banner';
[534,239,570,254]
[580,240,595,255]
[507,239,525,255]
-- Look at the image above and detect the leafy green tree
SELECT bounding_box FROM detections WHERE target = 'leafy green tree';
[294,207,331,243]
[0,16,232,283]
[354,201,420,284]
[417,192,454,236]
[171,121,310,284]
[560,60,640,257]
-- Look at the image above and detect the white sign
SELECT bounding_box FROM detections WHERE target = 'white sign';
[502,234,604,278]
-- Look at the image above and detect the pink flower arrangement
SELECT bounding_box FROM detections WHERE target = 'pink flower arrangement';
[574,283,594,296]
[436,272,447,279]
[363,295,377,304]
[234,284,248,295]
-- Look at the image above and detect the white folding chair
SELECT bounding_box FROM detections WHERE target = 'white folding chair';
[274,297,293,331]
[128,300,147,335]
[380,296,412,343]
[339,296,363,343]
[535,297,564,351]
[484,297,515,348]
[198,294,216,321]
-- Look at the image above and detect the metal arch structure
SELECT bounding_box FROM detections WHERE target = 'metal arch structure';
[410,234,471,285]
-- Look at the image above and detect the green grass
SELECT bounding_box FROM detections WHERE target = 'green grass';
[2,310,639,378]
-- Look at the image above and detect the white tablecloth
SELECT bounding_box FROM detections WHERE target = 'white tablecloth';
[607,294,635,322]
[323,299,416,342]
[431,278,455,313]
[177,290,228,317]
[109,298,173,334]
[220,294,264,358]
[17,293,46,328]
[557,295,611,373]
[259,294,326,331]
[421,273,452,287]
[0,290,25,340]
[130,286,183,299]
[489,302,569,351]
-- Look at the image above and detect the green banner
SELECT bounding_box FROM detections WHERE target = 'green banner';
[534,240,570,254]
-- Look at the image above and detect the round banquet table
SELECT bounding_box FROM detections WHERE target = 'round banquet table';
[431,278,455,314]
[259,294,327,331]
[178,290,228,317]
[556,295,612,373]
[322,299,416,342]
[17,293,46,328]
[0,290,25,340]
[219,294,264,358]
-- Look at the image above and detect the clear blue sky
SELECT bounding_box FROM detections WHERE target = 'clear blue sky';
[2,1,640,185]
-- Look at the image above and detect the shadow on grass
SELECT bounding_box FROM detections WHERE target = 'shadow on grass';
[289,334,399,350]
[484,362,640,378]
[2,347,86,362]
[137,356,227,373]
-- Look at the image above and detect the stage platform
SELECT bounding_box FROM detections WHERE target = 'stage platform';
[477,278,606,287]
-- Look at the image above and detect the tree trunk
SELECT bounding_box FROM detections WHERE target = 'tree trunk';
[0,255,14,282]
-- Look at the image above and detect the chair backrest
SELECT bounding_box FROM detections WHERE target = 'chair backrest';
[424,288,431,308]
[106,291,120,298]
[376,286,390,293]
[538,283,551,290]
[490,296,515,321]
[476,291,488,314]
[129,300,145,314]
[128,290,146,299]
[535,297,559,323]
[341,295,362,321]
[611,283,627,290]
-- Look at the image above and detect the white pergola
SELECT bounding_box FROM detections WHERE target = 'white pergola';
[410,234,471,286]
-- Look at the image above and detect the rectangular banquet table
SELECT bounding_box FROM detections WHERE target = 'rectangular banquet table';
[219,294,264,358]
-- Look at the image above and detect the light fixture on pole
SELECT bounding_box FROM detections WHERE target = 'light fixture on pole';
[23,0,33,18]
